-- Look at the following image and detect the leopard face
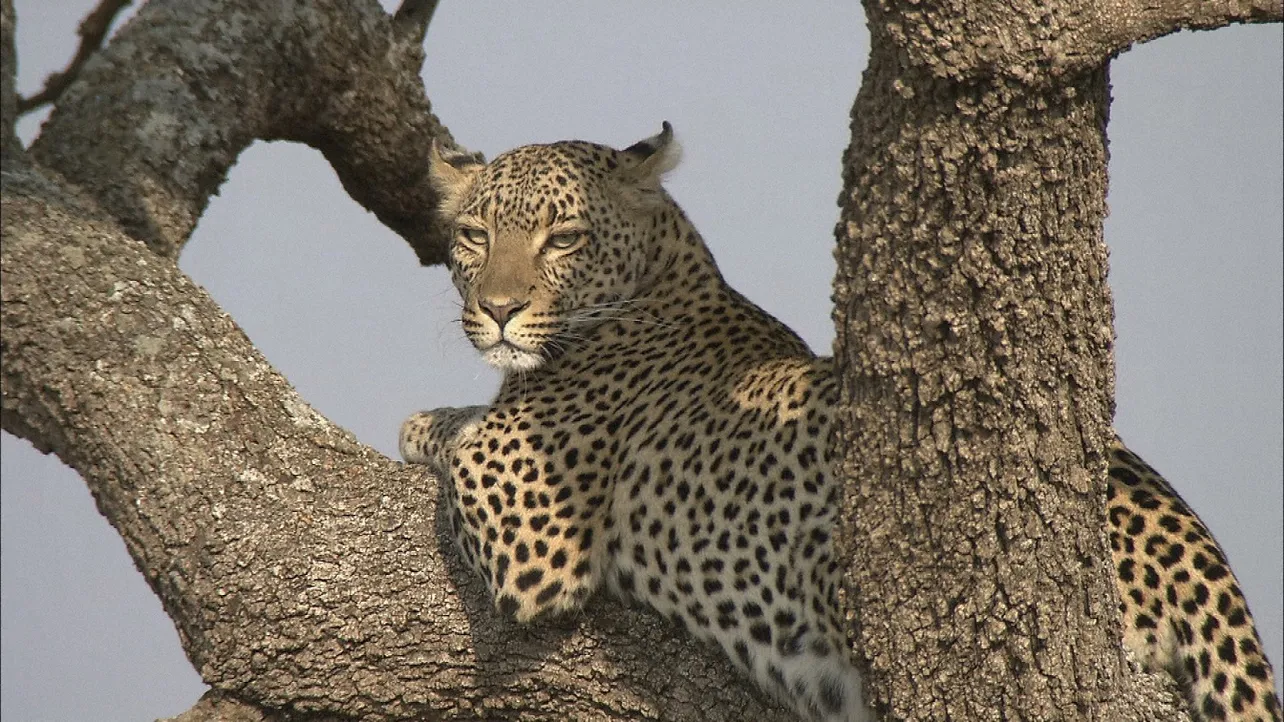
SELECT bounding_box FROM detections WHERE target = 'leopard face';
[429,125,680,371]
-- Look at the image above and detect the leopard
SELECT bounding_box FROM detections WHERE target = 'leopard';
[399,123,1280,722]
[1108,443,1280,721]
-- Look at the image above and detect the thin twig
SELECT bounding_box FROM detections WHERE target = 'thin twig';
[16,0,132,115]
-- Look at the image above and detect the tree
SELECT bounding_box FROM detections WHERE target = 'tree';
[1,1,1279,720]
[829,2,1281,718]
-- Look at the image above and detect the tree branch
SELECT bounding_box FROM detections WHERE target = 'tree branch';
[864,0,1282,83]
[1072,0,1282,63]
[26,0,460,264]
[392,0,439,47]
[2,0,19,159]
[1,158,787,720]
[14,0,131,115]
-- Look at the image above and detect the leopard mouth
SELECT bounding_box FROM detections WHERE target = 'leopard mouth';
[479,340,545,372]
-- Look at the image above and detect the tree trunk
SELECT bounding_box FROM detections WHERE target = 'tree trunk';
[831,1,1276,720]
[1,0,1278,720]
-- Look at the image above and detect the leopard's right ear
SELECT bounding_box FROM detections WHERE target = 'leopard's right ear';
[615,122,681,208]
[428,140,484,219]
[620,121,681,187]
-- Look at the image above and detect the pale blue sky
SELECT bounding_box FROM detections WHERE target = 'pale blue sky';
[3,3,1280,720]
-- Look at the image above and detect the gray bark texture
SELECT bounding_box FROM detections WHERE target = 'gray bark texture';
[1,0,1278,721]
[831,0,1279,720]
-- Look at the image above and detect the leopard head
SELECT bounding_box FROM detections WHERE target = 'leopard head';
[428,123,681,371]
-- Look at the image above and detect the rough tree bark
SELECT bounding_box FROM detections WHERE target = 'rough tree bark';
[1,2,1278,722]
[832,0,1280,721]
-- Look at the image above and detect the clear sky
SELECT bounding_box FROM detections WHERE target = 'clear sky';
[3,2,1280,720]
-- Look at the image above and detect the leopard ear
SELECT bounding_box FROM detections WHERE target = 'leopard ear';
[428,140,484,219]
[619,121,681,189]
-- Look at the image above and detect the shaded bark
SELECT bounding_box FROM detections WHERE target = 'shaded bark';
[1,0,17,158]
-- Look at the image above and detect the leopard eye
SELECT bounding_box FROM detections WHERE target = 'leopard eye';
[545,231,586,252]
[456,227,488,251]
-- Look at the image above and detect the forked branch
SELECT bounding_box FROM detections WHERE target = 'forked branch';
[1072,0,1282,68]
[866,0,1282,81]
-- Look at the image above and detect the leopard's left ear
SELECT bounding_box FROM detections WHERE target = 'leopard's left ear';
[428,140,485,220]
[619,121,682,189]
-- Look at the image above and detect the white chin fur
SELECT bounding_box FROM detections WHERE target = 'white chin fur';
[481,344,545,372]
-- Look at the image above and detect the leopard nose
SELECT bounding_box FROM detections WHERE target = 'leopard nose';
[478,298,529,329]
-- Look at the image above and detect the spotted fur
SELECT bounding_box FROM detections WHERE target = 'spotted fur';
[401,125,1280,721]
[1108,443,1281,721]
